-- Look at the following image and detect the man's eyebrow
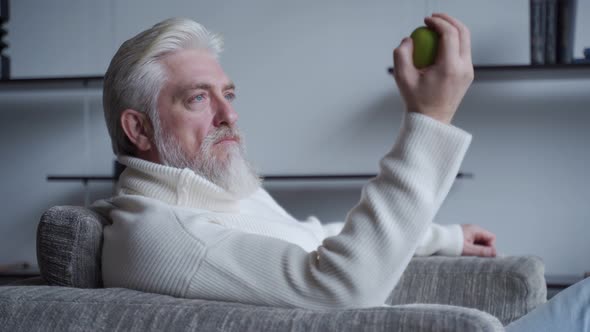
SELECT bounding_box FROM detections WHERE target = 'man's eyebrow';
[225,82,236,91]
[183,82,236,91]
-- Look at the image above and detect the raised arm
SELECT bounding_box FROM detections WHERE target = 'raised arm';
[189,14,474,309]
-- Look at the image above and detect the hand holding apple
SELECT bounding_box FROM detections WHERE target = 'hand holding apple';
[392,13,474,125]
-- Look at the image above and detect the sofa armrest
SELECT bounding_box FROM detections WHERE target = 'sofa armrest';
[0,286,503,332]
[388,256,546,325]
[37,206,108,288]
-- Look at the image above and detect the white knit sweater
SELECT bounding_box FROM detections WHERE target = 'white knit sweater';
[92,112,471,309]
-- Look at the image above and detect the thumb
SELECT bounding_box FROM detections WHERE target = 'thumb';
[393,37,418,88]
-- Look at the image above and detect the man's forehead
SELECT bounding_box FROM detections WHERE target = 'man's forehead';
[162,49,233,89]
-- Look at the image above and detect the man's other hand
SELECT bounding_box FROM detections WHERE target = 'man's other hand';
[461,224,497,257]
[392,13,474,125]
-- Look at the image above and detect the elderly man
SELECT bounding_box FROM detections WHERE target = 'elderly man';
[93,14,495,309]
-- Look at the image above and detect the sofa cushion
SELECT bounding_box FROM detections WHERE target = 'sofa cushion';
[0,286,504,332]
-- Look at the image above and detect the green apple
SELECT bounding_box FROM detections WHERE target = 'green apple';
[410,26,439,69]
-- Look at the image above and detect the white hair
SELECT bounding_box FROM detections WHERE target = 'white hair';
[103,17,224,156]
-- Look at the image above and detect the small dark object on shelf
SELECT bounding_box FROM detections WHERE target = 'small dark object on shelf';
[573,46,590,64]
[0,261,30,273]
[0,0,9,80]
[572,58,590,64]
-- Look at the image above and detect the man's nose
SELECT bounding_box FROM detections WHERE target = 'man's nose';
[213,95,238,127]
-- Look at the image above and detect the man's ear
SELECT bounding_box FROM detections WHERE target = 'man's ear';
[120,109,154,152]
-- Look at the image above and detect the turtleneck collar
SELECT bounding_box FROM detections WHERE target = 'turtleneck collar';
[116,156,242,213]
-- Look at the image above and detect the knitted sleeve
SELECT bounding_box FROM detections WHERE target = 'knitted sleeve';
[414,223,464,256]
[322,222,464,256]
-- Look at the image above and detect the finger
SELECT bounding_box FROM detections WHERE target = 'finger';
[464,244,496,257]
[432,13,472,60]
[474,230,496,246]
[424,16,460,62]
[393,37,418,86]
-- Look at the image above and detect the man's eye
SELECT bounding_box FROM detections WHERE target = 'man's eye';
[225,93,236,102]
[190,94,206,103]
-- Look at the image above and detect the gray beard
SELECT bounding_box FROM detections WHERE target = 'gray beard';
[154,126,261,198]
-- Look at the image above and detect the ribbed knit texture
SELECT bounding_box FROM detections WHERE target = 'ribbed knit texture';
[96,112,472,309]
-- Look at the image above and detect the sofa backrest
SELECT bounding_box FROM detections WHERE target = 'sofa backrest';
[37,206,108,288]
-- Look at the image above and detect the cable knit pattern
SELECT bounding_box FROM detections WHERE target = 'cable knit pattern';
[94,112,471,309]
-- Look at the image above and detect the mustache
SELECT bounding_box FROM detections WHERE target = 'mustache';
[203,126,241,146]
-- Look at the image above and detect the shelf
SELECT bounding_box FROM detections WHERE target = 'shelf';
[2,64,589,90]
[47,172,473,182]
[387,64,590,81]
[47,176,115,183]
[263,172,473,181]
[473,64,590,71]
[0,75,103,85]
[0,262,39,277]
[0,75,103,91]
[545,274,586,288]
[474,64,590,80]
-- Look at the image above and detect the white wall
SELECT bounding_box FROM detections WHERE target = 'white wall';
[1,0,589,276]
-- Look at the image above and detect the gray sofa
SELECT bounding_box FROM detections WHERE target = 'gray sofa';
[0,206,547,331]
